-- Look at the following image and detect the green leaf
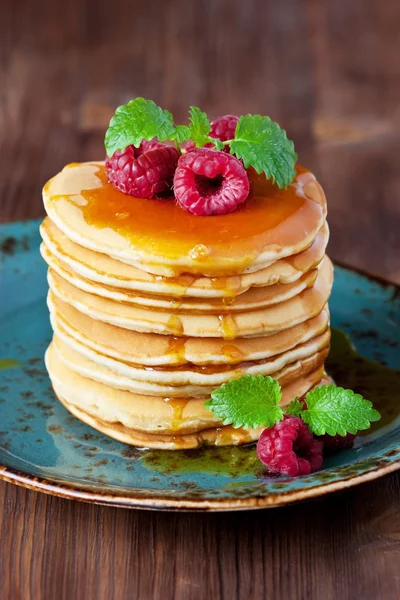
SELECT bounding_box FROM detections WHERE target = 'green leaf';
[211,138,225,151]
[285,398,303,417]
[301,385,381,436]
[172,125,191,143]
[229,114,297,188]
[105,98,176,157]
[205,375,284,430]
[189,106,211,147]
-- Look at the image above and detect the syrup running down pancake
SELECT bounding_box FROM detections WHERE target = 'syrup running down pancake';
[42,161,333,449]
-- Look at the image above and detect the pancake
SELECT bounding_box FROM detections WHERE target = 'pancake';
[51,326,330,396]
[42,159,333,450]
[43,162,327,277]
[55,378,331,449]
[48,291,330,366]
[41,241,319,311]
[47,256,333,338]
[40,217,329,298]
[56,395,265,449]
[46,342,328,444]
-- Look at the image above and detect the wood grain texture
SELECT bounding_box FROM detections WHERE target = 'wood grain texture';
[0,0,399,598]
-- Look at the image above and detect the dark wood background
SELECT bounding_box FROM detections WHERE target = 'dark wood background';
[1,0,399,598]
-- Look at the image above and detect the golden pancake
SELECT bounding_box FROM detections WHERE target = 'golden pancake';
[47,256,333,338]
[48,291,330,366]
[56,395,264,449]
[43,162,327,277]
[55,377,330,449]
[41,241,319,312]
[51,325,330,396]
[40,217,329,298]
[46,342,328,443]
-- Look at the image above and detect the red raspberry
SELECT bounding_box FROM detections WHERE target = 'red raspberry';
[257,416,323,476]
[182,140,197,153]
[210,114,239,142]
[318,432,358,453]
[105,143,179,198]
[182,115,239,154]
[173,148,249,216]
[140,139,174,152]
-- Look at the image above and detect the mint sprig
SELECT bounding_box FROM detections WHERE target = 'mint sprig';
[105,98,183,157]
[188,107,211,147]
[286,398,303,417]
[300,385,381,436]
[173,125,191,144]
[230,115,297,188]
[187,107,224,151]
[205,375,284,430]
[105,98,297,186]
[205,376,381,436]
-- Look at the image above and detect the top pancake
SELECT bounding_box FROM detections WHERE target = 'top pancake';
[42,162,327,277]
[40,217,329,299]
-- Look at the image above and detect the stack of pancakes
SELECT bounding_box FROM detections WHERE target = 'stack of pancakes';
[41,162,333,449]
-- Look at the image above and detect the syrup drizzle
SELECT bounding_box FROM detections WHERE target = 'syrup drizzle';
[218,315,238,341]
[166,314,184,336]
[166,336,187,365]
[210,275,241,296]
[163,398,191,431]
[214,426,252,446]
[221,344,244,362]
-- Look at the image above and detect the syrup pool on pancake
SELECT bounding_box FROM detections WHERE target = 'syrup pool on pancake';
[43,162,326,277]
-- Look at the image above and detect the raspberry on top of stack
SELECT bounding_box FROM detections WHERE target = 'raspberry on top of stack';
[39,99,380,474]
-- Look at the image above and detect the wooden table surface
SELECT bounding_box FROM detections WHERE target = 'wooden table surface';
[1,1,399,598]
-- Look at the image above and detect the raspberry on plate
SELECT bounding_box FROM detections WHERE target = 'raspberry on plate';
[106,143,179,198]
[257,416,323,476]
[173,147,250,216]
[318,432,358,453]
[210,115,239,142]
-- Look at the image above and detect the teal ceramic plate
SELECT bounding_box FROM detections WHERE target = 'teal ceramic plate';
[0,220,399,511]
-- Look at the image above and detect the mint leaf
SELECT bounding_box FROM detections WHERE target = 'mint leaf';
[229,115,297,188]
[187,107,226,149]
[301,385,381,436]
[212,138,225,151]
[189,106,211,147]
[172,125,191,143]
[286,398,303,417]
[205,375,284,429]
[105,98,176,157]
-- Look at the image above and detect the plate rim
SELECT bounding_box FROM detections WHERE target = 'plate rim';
[1,235,399,510]
[0,451,399,511]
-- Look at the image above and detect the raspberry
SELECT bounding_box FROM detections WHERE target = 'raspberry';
[140,139,174,152]
[257,416,323,476]
[173,148,249,216]
[106,143,179,198]
[318,432,358,453]
[210,115,239,142]
[182,115,239,155]
[182,140,197,153]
